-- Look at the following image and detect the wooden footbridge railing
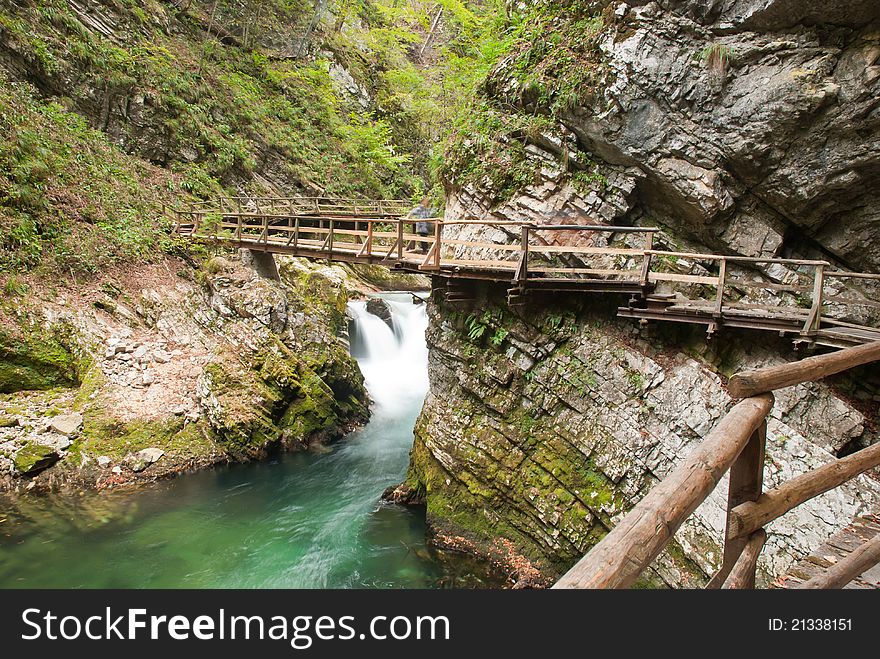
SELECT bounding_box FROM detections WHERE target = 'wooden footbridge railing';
[553,341,880,589]
[172,197,880,349]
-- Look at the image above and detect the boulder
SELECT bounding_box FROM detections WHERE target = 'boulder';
[127,447,165,472]
[14,442,60,475]
[49,413,83,437]
[365,298,394,328]
[96,456,112,468]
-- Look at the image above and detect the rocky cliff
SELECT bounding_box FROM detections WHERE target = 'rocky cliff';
[406,0,880,586]
[0,254,371,492]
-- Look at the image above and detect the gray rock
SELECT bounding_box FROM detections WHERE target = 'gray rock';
[137,448,165,464]
[49,413,83,438]
[96,456,112,468]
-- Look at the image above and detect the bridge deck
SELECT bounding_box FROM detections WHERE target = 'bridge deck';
[777,513,880,589]
[172,197,880,349]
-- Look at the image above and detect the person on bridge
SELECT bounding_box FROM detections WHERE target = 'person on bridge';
[407,197,437,254]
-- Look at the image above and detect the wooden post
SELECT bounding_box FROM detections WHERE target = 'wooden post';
[293,216,300,249]
[714,258,727,317]
[514,225,530,284]
[640,232,653,289]
[728,341,880,398]
[707,419,766,589]
[261,214,268,250]
[721,529,767,589]
[553,394,774,589]
[328,219,334,256]
[434,219,442,268]
[802,264,825,335]
[397,219,404,261]
[366,220,374,257]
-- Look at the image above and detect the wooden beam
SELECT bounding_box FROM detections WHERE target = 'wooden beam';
[795,533,880,589]
[707,420,766,588]
[714,258,726,317]
[727,441,880,540]
[721,529,767,589]
[552,394,774,589]
[728,341,880,398]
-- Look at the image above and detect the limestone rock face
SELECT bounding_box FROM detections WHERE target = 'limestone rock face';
[417,0,880,585]
[409,296,880,585]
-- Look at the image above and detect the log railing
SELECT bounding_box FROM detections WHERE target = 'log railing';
[554,342,880,589]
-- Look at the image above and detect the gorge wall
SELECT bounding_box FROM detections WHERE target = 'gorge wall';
[406,0,880,586]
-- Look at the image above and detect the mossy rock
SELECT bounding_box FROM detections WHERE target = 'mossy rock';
[14,442,60,474]
[0,325,81,393]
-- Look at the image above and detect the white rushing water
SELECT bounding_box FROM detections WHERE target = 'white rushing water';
[347,294,430,416]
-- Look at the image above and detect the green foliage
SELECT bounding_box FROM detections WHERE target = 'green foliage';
[440,0,609,201]
[699,44,734,73]
[0,80,174,274]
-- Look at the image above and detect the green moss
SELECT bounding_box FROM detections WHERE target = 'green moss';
[0,321,84,393]
[13,441,59,474]
[71,412,215,465]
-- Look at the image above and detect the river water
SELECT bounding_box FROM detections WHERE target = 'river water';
[0,293,500,588]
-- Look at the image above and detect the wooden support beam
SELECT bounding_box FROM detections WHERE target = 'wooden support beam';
[795,533,880,589]
[640,233,653,289]
[714,258,726,318]
[802,264,825,335]
[553,394,774,589]
[514,225,530,285]
[727,441,880,540]
[728,341,880,398]
[721,529,767,589]
[707,420,766,588]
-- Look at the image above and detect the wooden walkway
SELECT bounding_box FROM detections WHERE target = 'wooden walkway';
[777,513,880,589]
[172,196,880,349]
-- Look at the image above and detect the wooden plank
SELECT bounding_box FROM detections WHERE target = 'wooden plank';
[707,421,766,589]
[442,258,518,269]
[649,272,721,286]
[646,250,829,267]
[826,271,880,281]
[727,280,814,294]
[727,441,880,540]
[530,268,641,276]
[796,534,880,589]
[528,245,646,256]
[440,239,523,252]
[721,529,767,589]
[552,394,774,589]
[728,341,880,398]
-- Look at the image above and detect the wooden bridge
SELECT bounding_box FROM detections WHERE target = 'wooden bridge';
[172,196,880,349]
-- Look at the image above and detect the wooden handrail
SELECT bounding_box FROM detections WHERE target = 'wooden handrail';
[553,394,774,589]
[726,442,880,540]
[728,341,880,398]
[796,534,880,589]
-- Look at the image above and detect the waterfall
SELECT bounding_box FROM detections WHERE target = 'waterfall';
[347,294,429,415]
